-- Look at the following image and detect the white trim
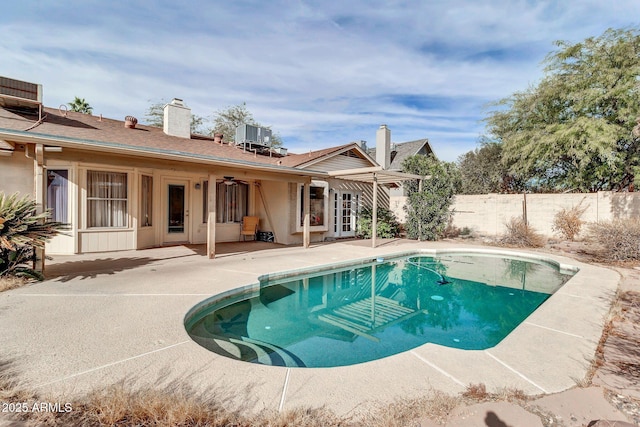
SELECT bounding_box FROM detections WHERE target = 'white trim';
[295,180,329,233]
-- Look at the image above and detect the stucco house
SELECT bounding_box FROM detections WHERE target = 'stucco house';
[0,77,420,261]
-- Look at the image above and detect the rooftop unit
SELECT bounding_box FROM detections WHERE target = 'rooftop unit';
[0,76,42,107]
[235,123,274,155]
[236,123,272,146]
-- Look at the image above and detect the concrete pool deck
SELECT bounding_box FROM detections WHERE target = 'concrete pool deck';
[0,239,620,416]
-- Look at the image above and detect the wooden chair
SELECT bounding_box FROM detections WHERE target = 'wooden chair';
[240,216,259,241]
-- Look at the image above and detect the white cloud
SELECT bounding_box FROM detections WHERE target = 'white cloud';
[1,0,639,161]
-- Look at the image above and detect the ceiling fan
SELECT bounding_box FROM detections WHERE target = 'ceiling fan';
[220,176,250,186]
[222,176,236,186]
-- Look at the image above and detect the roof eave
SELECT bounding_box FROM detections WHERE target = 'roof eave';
[0,128,328,179]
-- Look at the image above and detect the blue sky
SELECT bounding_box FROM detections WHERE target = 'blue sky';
[1,1,639,161]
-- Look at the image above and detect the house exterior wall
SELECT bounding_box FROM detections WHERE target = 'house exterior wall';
[390,194,408,223]
[0,143,310,254]
[0,147,33,196]
[307,154,372,171]
[257,180,292,244]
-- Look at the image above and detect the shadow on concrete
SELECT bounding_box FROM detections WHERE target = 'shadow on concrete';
[485,411,510,427]
[44,243,290,281]
[47,256,162,282]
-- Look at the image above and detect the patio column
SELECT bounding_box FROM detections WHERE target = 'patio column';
[303,180,310,248]
[34,144,45,273]
[207,174,217,258]
[371,173,378,248]
[418,178,423,241]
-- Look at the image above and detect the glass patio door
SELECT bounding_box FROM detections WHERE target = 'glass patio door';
[339,191,357,237]
[164,180,189,243]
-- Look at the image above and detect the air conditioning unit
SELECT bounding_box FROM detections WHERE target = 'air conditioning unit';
[235,124,272,146]
[0,76,42,105]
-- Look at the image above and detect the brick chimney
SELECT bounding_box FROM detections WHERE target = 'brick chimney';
[163,98,191,139]
[376,124,391,169]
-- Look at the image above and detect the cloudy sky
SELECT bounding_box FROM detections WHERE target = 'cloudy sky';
[2,1,639,161]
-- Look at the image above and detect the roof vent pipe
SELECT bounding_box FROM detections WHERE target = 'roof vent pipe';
[125,116,138,129]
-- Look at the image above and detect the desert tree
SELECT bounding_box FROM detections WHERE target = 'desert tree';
[485,28,640,191]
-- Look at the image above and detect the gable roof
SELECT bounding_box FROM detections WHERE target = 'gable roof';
[368,138,435,170]
[280,142,376,169]
[0,106,325,177]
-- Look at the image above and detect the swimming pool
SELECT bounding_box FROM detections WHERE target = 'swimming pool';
[185,251,576,368]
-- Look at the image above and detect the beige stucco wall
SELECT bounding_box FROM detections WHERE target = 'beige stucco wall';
[0,147,33,197]
[391,192,640,238]
[257,180,291,244]
[451,192,640,238]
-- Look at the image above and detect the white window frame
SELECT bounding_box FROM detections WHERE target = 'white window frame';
[296,180,329,232]
[86,170,129,229]
[140,174,153,227]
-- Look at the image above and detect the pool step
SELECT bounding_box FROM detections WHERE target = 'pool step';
[190,329,305,367]
[229,337,306,367]
[318,296,418,342]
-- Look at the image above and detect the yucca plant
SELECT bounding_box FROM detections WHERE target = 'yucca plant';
[0,192,63,280]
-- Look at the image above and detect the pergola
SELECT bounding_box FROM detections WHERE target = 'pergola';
[325,166,427,248]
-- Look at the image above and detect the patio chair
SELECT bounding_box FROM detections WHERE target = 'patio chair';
[240,216,259,241]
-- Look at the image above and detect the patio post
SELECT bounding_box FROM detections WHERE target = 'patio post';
[371,173,378,248]
[418,178,423,241]
[303,180,311,248]
[207,174,217,258]
[34,143,45,273]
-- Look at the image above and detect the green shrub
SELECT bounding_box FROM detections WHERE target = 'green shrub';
[0,192,63,280]
[589,218,640,261]
[356,206,401,239]
[402,156,459,241]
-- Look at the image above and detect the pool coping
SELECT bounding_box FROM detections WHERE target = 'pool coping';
[0,241,619,416]
[182,246,617,410]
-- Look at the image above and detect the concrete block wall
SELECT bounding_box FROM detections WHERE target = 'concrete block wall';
[451,192,640,238]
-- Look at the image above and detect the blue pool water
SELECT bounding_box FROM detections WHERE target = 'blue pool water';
[185,253,574,367]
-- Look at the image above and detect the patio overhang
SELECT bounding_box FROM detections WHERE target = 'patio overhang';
[327,166,424,185]
[328,167,429,247]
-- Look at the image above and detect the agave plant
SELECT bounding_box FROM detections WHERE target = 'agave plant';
[0,192,63,280]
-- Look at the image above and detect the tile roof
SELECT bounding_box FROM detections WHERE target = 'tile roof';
[368,138,434,170]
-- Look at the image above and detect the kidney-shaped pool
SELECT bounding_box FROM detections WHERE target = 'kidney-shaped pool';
[184,251,576,368]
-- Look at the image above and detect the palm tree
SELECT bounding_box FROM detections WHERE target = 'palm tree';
[0,192,63,279]
[68,96,93,114]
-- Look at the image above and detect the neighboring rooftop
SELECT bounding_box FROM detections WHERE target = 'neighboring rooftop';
[368,138,434,170]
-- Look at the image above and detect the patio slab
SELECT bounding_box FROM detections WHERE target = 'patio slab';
[0,240,620,417]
